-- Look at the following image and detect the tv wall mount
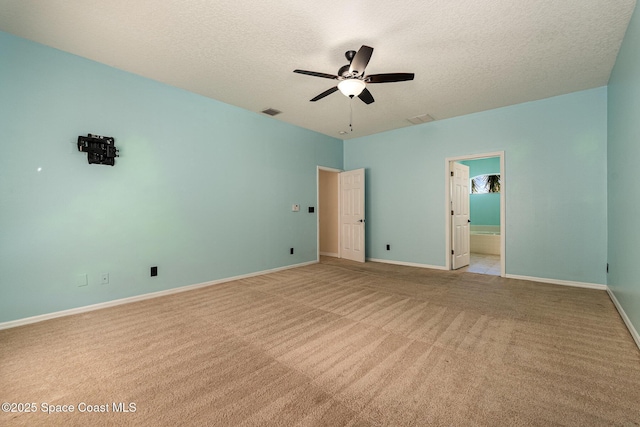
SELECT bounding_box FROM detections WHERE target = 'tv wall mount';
[77,133,119,166]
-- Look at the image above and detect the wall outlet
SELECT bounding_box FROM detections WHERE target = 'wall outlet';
[386,244,390,250]
[101,273,109,285]
[76,273,88,287]
[290,248,294,254]
[150,266,158,277]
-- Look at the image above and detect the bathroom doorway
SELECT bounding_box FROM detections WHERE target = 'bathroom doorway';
[445,152,505,276]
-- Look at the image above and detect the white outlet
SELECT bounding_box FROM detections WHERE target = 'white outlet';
[101,273,109,285]
[76,274,88,287]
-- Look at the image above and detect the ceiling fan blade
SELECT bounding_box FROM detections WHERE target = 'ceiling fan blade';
[366,73,415,83]
[293,69,338,80]
[310,86,339,102]
[358,87,375,105]
[349,45,374,76]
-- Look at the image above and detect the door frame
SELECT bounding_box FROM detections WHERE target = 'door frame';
[444,151,505,276]
[316,166,342,262]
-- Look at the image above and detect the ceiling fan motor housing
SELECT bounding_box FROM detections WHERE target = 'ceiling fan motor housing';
[338,64,351,78]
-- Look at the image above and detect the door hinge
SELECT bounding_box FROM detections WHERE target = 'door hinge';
[451,171,454,177]
[451,210,454,215]
[451,250,454,255]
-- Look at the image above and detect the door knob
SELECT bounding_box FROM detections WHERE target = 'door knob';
[358,219,365,223]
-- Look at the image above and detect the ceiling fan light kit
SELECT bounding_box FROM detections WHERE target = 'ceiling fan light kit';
[338,79,366,97]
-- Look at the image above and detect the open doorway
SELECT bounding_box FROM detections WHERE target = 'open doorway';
[445,152,505,277]
[318,167,340,258]
[316,166,366,263]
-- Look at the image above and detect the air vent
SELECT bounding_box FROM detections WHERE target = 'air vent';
[261,108,282,116]
[407,113,435,125]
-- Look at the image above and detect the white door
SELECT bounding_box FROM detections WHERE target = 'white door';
[451,162,470,269]
[340,168,365,262]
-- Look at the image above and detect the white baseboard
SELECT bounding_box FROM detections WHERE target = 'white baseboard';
[367,258,448,271]
[0,260,318,331]
[319,252,339,258]
[504,274,607,290]
[606,287,640,351]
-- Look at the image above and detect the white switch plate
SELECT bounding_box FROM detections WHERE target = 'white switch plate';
[292,204,300,212]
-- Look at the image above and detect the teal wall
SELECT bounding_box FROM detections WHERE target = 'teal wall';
[469,193,500,226]
[460,157,500,226]
[344,88,608,284]
[460,156,500,175]
[0,32,343,323]
[608,4,640,336]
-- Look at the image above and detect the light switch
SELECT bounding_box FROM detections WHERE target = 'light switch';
[292,204,300,212]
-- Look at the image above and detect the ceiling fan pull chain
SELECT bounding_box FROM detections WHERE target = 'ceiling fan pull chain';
[350,99,354,132]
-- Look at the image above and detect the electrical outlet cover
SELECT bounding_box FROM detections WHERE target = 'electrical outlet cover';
[76,274,88,287]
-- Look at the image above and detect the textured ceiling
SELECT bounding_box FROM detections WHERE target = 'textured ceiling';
[0,0,636,139]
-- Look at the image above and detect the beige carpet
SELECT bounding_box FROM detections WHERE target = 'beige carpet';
[1,258,640,426]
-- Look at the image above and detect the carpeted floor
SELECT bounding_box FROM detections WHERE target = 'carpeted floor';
[1,258,640,426]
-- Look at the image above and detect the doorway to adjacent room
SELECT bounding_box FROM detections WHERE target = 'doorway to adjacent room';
[445,152,505,276]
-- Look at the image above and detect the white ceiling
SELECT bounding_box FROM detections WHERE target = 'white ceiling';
[0,0,636,139]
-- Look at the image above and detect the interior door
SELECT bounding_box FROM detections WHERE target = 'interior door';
[451,162,470,269]
[340,168,365,262]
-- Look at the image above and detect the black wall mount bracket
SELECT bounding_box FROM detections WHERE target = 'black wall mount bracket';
[77,133,119,166]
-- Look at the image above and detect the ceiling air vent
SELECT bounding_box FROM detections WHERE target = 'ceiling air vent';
[407,113,435,125]
[261,108,282,116]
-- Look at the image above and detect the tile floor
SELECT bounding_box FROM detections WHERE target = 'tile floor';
[459,253,501,275]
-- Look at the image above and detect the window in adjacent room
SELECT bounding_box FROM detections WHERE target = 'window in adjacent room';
[470,174,500,194]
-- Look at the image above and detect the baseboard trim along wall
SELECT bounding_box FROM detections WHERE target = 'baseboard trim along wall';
[606,287,640,351]
[0,260,318,331]
[505,274,607,290]
[367,258,449,271]
[319,252,339,258]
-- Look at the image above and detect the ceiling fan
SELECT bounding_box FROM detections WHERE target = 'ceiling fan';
[293,45,415,105]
